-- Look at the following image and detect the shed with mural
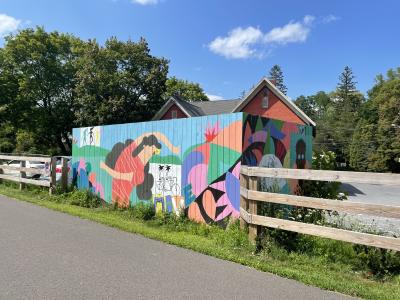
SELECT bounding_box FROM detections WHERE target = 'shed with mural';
[72,78,314,225]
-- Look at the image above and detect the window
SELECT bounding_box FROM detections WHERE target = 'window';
[261,89,269,108]
[171,110,177,119]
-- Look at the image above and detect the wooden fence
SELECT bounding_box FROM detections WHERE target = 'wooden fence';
[240,166,400,252]
[0,154,69,194]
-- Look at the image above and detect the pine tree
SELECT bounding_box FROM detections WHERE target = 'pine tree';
[330,66,364,166]
[336,66,362,113]
[269,65,287,95]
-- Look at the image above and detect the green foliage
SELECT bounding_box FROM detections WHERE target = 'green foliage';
[15,129,38,154]
[1,27,83,154]
[258,150,347,253]
[354,245,400,278]
[302,150,346,200]
[0,122,16,153]
[1,28,209,154]
[74,37,169,126]
[129,202,155,221]
[296,67,366,167]
[294,91,332,122]
[68,189,102,208]
[268,64,287,95]
[337,66,358,104]
[350,69,400,172]
[164,76,209,101]
[295,65,400,173]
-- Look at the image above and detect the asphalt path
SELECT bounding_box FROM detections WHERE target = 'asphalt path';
[340,183,400,236]
[0,195,354,300]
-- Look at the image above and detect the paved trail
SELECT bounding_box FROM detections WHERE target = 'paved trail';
[0,195,354,300]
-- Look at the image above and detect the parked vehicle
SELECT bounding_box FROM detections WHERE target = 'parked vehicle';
[2,156,72,184]
[3,160,47,179]
[54,156,71,183]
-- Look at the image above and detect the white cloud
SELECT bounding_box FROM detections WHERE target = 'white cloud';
[208,26,264,59]
[206,93,225,101]
[264,15,314,45]
[208,15,338,59]
[303,15,315,25]
[0,14,21,37]
[322,14,339,23]
[132,0,158,5]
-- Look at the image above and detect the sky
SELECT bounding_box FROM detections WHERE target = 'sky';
[0,0,399,101]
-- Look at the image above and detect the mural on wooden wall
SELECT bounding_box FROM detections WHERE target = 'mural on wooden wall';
[72,113,242,225]
[242,113,312,195]
[72,113,312,225]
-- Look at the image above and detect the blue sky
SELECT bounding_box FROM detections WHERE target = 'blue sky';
[1,0,399,100]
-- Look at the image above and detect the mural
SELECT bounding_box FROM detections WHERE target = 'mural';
[242,113,312,194]
[72,113,243,225]
[72,113,312,225]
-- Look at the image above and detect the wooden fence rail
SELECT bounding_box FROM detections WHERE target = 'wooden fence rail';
[240,166,400,252]
[0,154,69,194]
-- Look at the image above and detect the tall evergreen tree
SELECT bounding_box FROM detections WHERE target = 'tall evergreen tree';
[326,66,364,166]
[336,66,363,113]
[269,65,287,95]
[337,66,357,98]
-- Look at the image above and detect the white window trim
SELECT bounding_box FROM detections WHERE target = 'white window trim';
[261,90,269,108]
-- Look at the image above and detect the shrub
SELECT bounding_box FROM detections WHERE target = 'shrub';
[69,189,101,208]
[354,245,400,278]
[129,202,155,221]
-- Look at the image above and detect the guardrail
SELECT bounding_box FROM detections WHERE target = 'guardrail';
[240,166,400,251]
[0,154,69,194]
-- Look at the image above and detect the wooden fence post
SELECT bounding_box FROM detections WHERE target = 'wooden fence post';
[61,157,68,192]
[19,160,26,190]
[240,174,249,229]
[0,159,3,183]
[49,157,57,195]
[248,176,259,242]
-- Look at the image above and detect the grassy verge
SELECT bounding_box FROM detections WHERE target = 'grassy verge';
[0,183,398,300]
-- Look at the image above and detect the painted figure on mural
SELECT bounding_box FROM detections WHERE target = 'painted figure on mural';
[295,139,306,169]
[293,138,306,195]
[100,132,180,207]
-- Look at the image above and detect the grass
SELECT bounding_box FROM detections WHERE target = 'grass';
[0,183,399,300]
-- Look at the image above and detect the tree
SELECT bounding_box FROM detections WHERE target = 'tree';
[295,91,332,121]
[0,122,16,153]
[326,67,364,165]
[1,27,84,154]
[164,77,209,101]
[269,65,287,95]
[350,68,400,172]
[337,66,356,98]
[336,66,363,113]
[295,91,338,154]
[74,37,169,127]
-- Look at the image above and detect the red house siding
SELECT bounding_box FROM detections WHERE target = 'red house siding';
[160,103,188,120]
[241,87,305,125]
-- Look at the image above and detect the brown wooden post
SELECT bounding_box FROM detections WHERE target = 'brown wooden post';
[20,160,26,190]
[61,157,68,192]
[240,173,249,229]
[49,157,57,195]
[248,176,259,242]
[0,159,3,183]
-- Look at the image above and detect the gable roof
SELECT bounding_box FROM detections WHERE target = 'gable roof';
[152,77,315,127]
[152,95,241,120]
[232,77,316,126]
[194,99,242,115]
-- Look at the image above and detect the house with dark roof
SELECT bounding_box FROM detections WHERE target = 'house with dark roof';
[153,77,316,128]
